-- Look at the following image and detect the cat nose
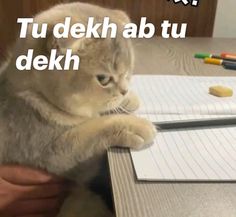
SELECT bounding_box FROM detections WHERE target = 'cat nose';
[120,89,128,96]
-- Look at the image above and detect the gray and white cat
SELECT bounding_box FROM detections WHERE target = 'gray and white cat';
[0,2,156,217]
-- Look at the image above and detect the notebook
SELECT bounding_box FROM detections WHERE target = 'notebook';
[130,75,236,181]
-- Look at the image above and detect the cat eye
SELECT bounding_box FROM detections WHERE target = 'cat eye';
[96,74,112,86]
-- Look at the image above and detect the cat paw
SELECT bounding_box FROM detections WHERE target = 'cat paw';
[110,115,157,149]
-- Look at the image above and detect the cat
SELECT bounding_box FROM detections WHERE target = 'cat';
[0,2,157,217]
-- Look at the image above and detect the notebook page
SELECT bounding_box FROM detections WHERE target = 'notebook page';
[131,75,236,116]
[130,75,236,181]
[131,127,236,181]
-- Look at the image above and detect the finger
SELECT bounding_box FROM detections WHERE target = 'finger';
[16,215,54,217]
[4,197,62,216]
[0,165,65,185]
[22,184,69,199]
[12,183,70,199]
[16,211,59,217]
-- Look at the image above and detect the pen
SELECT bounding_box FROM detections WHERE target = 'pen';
[223,62,236,70]
[195,53,236,62]
[204,58,236,67]
[155,117,236,131]
[221,53,236,60]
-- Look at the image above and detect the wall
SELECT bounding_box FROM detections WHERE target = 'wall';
[213,0,236,37]
[0,0,218,60]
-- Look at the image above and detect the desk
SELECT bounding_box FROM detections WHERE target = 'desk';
[108,38,236,217]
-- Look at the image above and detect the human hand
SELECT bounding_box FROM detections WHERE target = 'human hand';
[0,165,69,217]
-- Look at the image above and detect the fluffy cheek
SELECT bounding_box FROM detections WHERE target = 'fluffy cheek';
[107,96,125,110]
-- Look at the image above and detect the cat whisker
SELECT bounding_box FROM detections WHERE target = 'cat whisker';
[118,106,132,114]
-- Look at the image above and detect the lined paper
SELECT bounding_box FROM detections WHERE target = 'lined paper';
[131,75,236,117]
[130,75,236,181]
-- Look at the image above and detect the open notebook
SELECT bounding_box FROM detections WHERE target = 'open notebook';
[130,75,236,181]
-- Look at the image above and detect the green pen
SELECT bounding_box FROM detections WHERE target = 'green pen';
[194,53,236,62]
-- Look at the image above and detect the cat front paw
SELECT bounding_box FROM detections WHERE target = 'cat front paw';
[110,115,157,149]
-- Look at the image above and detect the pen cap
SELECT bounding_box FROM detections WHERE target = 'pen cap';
[204,58,222,65]
[221,53,236,59]
[194,53,210,59]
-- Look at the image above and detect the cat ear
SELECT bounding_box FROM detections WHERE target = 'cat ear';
[46,34,86,55]
[113,10,131,25]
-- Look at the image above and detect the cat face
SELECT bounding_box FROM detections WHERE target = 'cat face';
[60,35,134,116]
[15,3,134,117]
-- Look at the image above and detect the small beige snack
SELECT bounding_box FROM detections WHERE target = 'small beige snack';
[209,85,233,97]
